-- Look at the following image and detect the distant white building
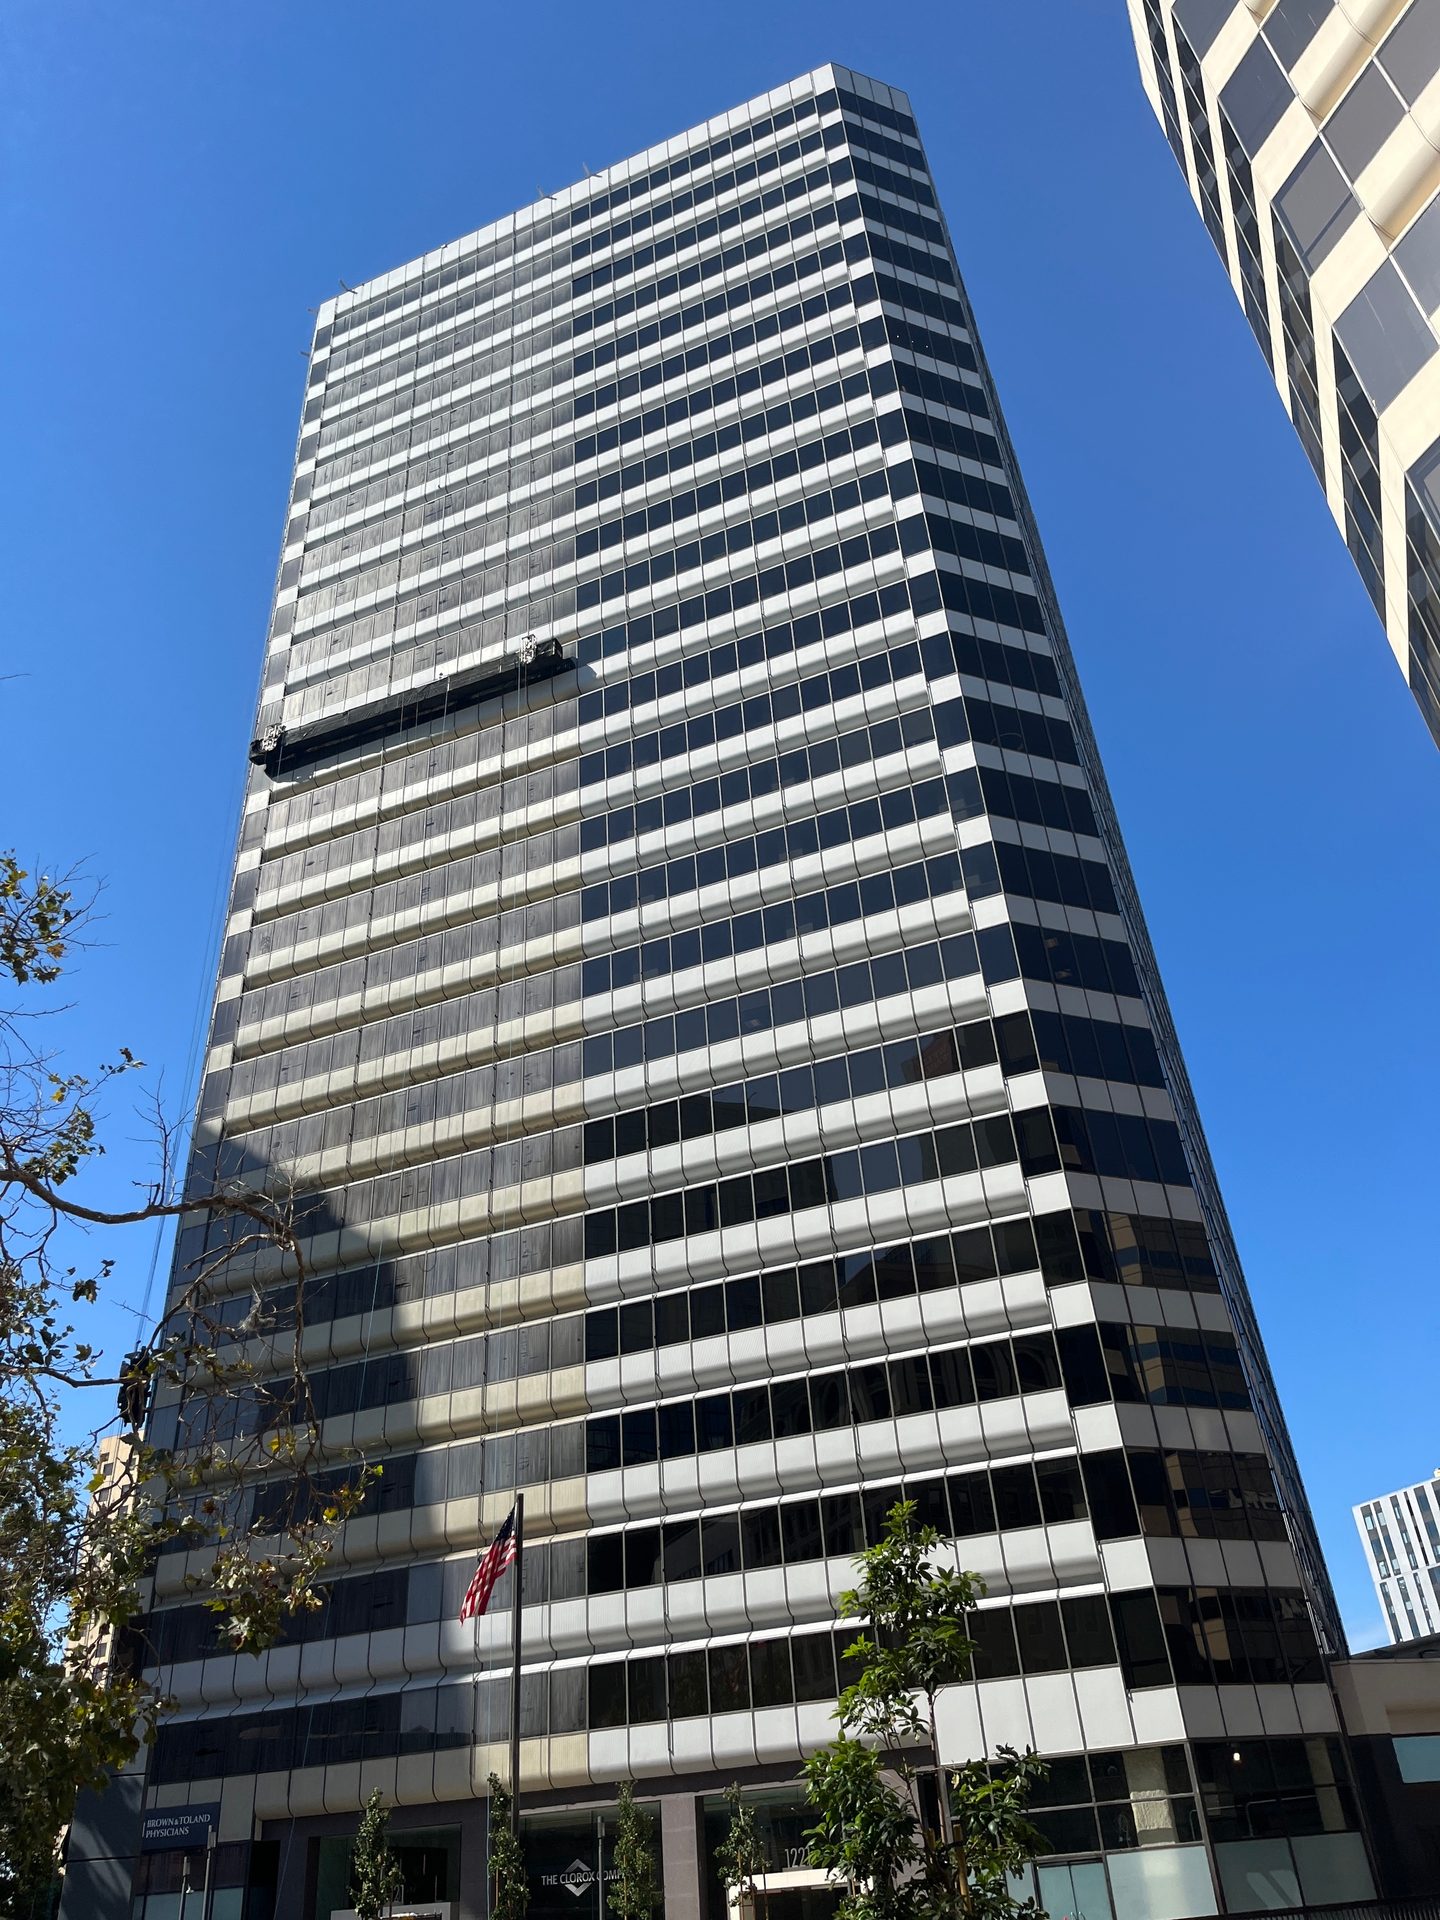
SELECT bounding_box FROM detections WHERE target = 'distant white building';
[1356,1473,1440,1642]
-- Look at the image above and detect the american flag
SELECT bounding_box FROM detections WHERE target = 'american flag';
[459,1506,518,1623]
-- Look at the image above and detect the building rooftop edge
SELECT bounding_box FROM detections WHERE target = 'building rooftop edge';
[1348,1630,1440,1662]
[1353,1473,1440,1516]
[313,62,913,323]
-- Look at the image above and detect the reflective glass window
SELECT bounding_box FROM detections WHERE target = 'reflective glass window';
[1336,261,1435,406]
[1221,37,1291,153]
[1398,192,1440,314]
[1325,62,1405,177]
[1274,141,1356,269]
[1175,0,1236,54]
[1265,0,1335,67]
[1380,0,1440,105]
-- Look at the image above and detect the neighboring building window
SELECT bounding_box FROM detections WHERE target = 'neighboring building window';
[1379,0,1440,106]
[1220,114,1276,364]
[1270,219,1326,479]
[1264,0,1336,69]
[1332,343,1386,615]
[1275,139,1357,270]
[1406,442,1440,740]
[1335,261,1436,410]
[1220,36,1292,155]
[1398,1575,1421,1636]
[1174,0,1237,56]
[1174,25,1230,252]
[1381,1584,1402,1640]
[1396,189,1440,317]
[1140,0,1188,164]
[1324,61,1405,180]
[1362,1507,1386,1569]
[1395,1498,1422,1567]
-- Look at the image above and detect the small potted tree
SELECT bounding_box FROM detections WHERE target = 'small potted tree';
[609,1783,658,1919]
[488,1774,529,1920]
[350,1791,408,1920]
[715,1782,767,1920]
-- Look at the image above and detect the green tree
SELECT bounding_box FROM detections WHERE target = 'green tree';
[349,1790,405,1920]
[0,856,372,1909]
[608,1781,657,1919]
[804,1500,1049,1920]
[714,1781,767,1918]
[487,1774,529,1920]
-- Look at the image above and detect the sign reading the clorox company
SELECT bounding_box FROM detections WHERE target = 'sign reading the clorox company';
[527,1819,624,1918]
[541,1856,621,1898]
[554,1858,597,1897]
[140,1804,220,1853]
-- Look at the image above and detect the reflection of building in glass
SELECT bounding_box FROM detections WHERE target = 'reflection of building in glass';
[1128,0,1440,745]
[66,61,1380,1920]
[1355,1470,1440,1642]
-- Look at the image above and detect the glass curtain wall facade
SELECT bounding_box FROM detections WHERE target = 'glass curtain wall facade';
[1127,0,1440,746]
[1356,1472,1440,1641]
[67,63,1372,1920]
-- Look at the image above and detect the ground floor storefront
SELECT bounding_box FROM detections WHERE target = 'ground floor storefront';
[105,1739,1383,1920]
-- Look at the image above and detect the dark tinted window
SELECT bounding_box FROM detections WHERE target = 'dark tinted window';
[1016,1601,1067,1674]
[1111,1591,1172,1689]
[669,1649,708,1719]
[708,1644,750,1711]
[588,1663,627,1729]
[1062,1594,1116,1667]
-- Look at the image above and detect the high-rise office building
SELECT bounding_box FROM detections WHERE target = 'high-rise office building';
[69,62,1375,1920]
[1356,1472,1440,1642]
[1127,0,1440,746]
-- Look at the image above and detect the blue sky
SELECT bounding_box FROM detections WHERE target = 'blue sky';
[2,0,1436,1648]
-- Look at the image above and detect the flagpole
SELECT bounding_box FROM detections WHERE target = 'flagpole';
[509,1490,525,1839]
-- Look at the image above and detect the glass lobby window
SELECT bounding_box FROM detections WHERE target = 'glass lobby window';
[1036,1860,1113,1920]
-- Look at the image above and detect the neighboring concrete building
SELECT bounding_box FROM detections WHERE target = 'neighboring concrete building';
[1331,1634,1440,1895]
[1127,0,1440,746]
[1355,1470,1440,1641]
[70,1435,138,1688]
[65,63,1375,1920]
